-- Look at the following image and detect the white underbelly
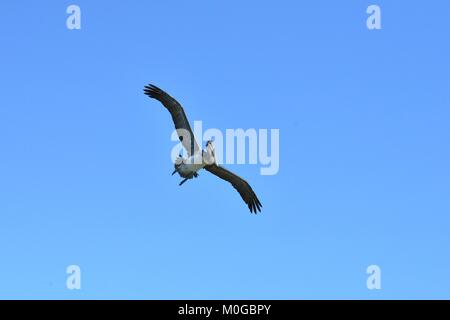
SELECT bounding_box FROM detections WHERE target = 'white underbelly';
[180,162,204,174]
[179,153,205,175]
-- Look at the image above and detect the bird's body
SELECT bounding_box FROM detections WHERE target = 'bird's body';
[175,158,204,178]
[144,84,262,213]
[174,143,215,178]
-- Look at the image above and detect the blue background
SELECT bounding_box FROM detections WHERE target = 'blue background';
[0,1,449,299]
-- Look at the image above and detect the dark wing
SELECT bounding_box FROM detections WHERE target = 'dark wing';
[144,84,200,156]
[205,164,262,214]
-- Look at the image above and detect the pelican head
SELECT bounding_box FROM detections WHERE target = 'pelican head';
[207,140,216,154]
[204,140,216,165]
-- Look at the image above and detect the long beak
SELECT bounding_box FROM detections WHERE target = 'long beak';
[172,170,177,176]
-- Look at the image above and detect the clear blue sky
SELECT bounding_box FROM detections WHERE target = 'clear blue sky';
[0,1,449,299]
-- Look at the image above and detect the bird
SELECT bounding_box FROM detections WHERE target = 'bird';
[143,84,262,214]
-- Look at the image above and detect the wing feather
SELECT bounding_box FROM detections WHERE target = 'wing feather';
[144,84,200,156]
[205,164,262,214]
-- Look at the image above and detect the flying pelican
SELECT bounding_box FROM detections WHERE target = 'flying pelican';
[143,84,262,214]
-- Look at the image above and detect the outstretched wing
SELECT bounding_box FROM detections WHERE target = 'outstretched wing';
[144,84,200,156]
[205,164,262,214]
